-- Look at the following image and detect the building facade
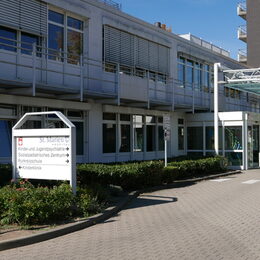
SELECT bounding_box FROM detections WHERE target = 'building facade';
[0,0,259,169]
[238,0,260,67]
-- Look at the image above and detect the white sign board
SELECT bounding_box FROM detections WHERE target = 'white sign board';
[12,112,76,194]
[16,136,71,180]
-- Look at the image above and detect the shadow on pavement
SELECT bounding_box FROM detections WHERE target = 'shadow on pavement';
[123,195,178,210]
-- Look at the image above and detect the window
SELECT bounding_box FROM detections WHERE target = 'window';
[194,63,202,91]
[178,118,184,150]
[187,127,203,150]
[103,113,116,153]
[186,60,193,89]
[133,115,143,152]
[21,32,41,55]
[73,121,84,155]
[178,57,185,87]
[225,126,242,150]
[0,26,16,52]
[119,114,130,152]
[146,116,156,152]
[0,120,12,157]
[158,126,164,151]
[48,10,84,64]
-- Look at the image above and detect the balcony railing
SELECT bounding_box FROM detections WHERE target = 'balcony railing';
[238,49,247,63]
[237,2,247,19]
[179,33,230,57]
[97,0,122,10]
[238,25,247,42]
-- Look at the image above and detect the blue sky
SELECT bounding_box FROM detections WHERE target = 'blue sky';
[118,0,245,59]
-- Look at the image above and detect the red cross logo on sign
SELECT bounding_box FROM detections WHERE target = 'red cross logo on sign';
[18,138,23,146]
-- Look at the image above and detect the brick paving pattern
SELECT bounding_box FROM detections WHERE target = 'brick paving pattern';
[1,170,260,260]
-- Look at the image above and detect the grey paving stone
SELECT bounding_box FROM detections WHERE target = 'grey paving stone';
[1,170,260,260]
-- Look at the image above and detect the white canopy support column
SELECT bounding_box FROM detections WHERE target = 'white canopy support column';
[214,63,221,155]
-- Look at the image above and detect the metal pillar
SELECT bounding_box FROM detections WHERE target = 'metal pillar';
[214,63,221,155]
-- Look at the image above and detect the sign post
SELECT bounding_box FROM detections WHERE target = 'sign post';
[163,114,171,167]
[12,112,77,194]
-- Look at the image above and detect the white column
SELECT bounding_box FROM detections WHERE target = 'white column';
[214,63,221,155]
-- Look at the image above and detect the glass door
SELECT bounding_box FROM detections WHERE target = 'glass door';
[248,125,259,168]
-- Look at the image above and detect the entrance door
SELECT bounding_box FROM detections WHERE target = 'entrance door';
[248,125,259,168]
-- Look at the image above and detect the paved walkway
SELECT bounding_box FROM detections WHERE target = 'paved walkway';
[1,170,260,260]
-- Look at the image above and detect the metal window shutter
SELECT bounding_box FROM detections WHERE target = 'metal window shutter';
[120,30,134,66]
[158,45,169,74]
[0,0,47,36]
[0,0,20,29]
[136,37,149,69]
[104,26,121,64]
[149,41,159,72]
[20,0,47,36]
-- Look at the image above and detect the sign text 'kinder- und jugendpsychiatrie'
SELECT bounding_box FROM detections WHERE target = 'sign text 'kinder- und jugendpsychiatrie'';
[16,136,71,180]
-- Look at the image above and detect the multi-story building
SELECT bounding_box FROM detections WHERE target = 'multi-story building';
[0,0,259,169]
[237,0,260,66]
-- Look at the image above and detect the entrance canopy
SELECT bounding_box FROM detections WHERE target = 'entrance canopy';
[224,68,260,95]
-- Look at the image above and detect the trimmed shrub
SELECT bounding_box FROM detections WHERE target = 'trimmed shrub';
[162,166,179,183]
[77,160,164,190]
[168,156,228,179]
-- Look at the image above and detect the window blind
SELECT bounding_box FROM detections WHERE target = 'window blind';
[0,0,47,36]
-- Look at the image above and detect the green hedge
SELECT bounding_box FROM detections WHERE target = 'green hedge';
[77,161,163,190]
[167,156,228,179]
[77,156,227,190]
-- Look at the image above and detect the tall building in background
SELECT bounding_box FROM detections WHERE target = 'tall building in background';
[238,0,260,67]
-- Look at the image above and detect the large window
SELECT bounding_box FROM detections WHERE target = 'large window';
[146,116,156,152]
[103,113,116,153]
[21,32,41,55]
[0,120,12,157]
[225,126,242,150]
[177,56,213,92]
[48,10,83,64]
[119,114,131,152]
[178,118,184,150]
[133,115,144,152]
[0,26,16,52]
[187,127,203,150]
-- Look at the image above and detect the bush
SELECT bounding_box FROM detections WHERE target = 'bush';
[0,180,107,226]
[168,156,227,179]
[77,160,164,190]
[162,166,179,183]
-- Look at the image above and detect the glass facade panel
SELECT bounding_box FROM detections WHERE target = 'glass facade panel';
[48,24,64,60]
[178,126,184,150]
[187,127,203,150]
[21,32,40,55]
[67,29,82,64]
[103,123,116,153]
[119,124,130,152]
[120,114,130,121]
[67,17,84,30]
[0,120,12,157]
[103,113,116,120]
[178,63,185,86]
[158,126,164,151]
[73,121,84,155]
[226,152,243,166]
[0,26,16,52]
[48,10,64,24]
[225,126,242,150]
[206,126,223,150]
[147,125,156,152]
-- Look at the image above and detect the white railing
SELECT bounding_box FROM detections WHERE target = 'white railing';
[238,2,247,12]
[238,25,247,36]
[98,0,122,10]
[179,34,230,57]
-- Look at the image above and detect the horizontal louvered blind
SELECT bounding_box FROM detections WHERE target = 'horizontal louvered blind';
[0,0,47,36]
[104,25,170,74]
